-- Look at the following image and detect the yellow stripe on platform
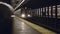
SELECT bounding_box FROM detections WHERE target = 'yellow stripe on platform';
[15,16,56,34]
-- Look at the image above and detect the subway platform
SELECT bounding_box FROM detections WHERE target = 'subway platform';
[13,16,56,34]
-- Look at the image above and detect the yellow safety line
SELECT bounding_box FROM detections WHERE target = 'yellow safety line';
[15,16,56,34]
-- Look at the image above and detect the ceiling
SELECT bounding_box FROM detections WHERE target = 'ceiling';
[21,0,60,9]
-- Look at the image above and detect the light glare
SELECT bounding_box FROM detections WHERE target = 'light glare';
[21,14,25,18]
[27,14,31,17]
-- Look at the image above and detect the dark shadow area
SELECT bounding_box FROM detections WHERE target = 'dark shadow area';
[0,0,11,4]
[21,0,60,9]
[0,4,13,34]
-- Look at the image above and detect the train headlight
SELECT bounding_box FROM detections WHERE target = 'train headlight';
[21,14,26,18]
[27,14,31,17]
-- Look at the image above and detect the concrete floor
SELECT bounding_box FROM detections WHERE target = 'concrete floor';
[13,17,42,34]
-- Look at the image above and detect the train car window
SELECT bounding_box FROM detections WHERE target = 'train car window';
[57,5,60,18]
[53,6,55,18]
[49,6,51,18]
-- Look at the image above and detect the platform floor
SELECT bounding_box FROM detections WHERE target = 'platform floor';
[13,16,56,34]
[13,17,42,34]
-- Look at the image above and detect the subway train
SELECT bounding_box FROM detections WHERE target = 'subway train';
[14,4,60,33]
[15,5,60,18]
[0,2,14,34]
